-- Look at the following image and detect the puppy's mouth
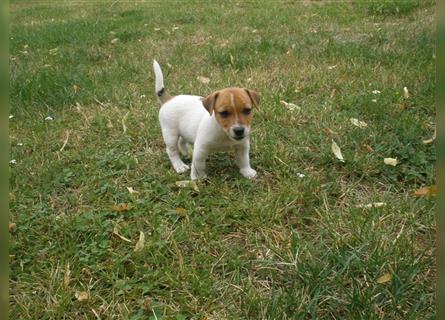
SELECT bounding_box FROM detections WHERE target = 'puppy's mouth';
[229,134,247,141]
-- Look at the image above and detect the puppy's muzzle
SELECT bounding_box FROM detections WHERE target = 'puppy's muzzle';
[232,126,246,140]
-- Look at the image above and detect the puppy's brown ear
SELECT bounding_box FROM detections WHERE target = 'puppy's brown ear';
[245,89,261,107]
[202,91,219,115]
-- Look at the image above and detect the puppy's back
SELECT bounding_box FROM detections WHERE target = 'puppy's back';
[159,95,208,143]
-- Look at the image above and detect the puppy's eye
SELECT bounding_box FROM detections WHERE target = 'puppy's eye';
[219,111,230,118]
[243,108,252,115]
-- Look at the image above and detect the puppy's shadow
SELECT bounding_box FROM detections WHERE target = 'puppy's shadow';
[202,152,239,180]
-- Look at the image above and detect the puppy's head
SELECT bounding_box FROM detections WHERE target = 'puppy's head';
[202,87,260,141]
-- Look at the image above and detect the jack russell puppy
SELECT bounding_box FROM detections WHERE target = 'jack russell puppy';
[153,60,260,180]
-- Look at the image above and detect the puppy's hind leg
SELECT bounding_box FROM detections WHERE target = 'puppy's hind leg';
[162,130,190,173]
[177,136,190,158]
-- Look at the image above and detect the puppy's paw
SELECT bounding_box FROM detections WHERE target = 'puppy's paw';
[240,168,257,179]
[191,166,207,180]
[191,172,207,180]
[174,163,190,173]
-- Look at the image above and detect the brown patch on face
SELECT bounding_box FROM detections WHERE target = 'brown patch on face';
[203,87,260,134]
[244,88,261,107]
[202,91,219,114]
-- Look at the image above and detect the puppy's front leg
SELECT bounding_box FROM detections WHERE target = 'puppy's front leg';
[191,144,209,180]
[235,140,257,179]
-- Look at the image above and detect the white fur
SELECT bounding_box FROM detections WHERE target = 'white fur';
[153,60,256,180]
[153,60,164,93]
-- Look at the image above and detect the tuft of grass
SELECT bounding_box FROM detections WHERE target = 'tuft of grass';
[10,1,435,319]
[208,38,288,70]
[361,0,435,16]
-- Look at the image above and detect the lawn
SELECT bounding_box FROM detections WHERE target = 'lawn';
[9,1,436,319]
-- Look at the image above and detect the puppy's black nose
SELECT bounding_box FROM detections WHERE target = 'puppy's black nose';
[233,127,245,137]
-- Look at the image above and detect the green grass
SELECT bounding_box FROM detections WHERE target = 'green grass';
[9,1,436,319]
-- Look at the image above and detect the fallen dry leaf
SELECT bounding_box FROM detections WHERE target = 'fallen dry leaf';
[330,89,336,98]
[397,103,406,111]
[126,186,139,194]
[49,47,59,55]
[59,130,70,152]
[112,203,130,212]
[9,222,16,231]
[331,140,345,162]
[113,225,133,243]
[376,273,392,284]
[384,158,398,166]
[280,100,300,112]
[363,144,374,152]
[121,111,129,133]
[414,185,437,197]
[111,38,119,44]
[350,118,368,128]
[175,207,187,217]
[323,127,338,135]
[403,86,410,99]
[175,180,199,192]
[197,76,210,84]
[134,231,145,252]
[423,128,436,144]
[63,263,71,289]
[75,291,89,302]
[356,202,386,209]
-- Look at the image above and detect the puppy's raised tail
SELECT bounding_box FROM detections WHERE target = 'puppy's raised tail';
[153,60,172,104]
